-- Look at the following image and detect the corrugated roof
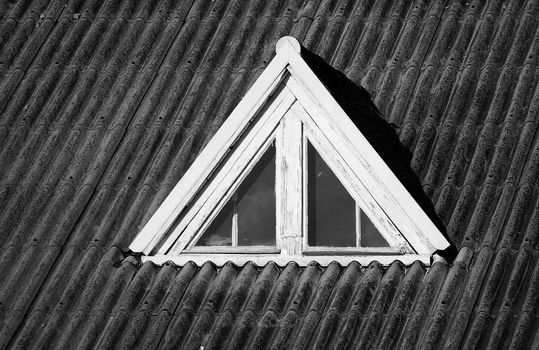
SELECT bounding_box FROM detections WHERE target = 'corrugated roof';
[0,0,538,348]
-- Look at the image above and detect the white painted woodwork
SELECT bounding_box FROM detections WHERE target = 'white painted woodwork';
[302,247,401,254]
[276,36,301,56]
[355,205,361,247]
[277,106,303,255]
[186,246,280,254]
[299,106,413,253]
[284,58,448,251]
[176,136,277,254]
[231,193,239,247]
[129,36,451,267]
[143,254,431,267]
[163,88,295,255]
[286,76,434,254]
[129,52,290,254]
[301,126,310,253]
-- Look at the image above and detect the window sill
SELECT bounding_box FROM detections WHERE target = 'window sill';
[142,254,431,267]
[185,246,281,254]
[302,246,403,256]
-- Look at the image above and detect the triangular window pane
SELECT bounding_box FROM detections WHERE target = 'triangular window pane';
[195,143,276,247]
[307,142,355,247]
[307,142,389,248]
[360,211,389,247]
[237,142,276,245]
[196,202,233,246]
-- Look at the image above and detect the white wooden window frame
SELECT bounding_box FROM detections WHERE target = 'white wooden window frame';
[298,105,410,255]
[163,100,409,258]
[162,87,295,255]
[183,138,280,255]
[129,37,451,267]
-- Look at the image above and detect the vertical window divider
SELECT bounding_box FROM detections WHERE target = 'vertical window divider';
[355,204,361,247]
[302,124,309,251]
[232,193,239,246]
[275,122,284,254]
[276,103,304,255]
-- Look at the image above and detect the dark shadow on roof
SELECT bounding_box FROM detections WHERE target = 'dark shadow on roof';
[301,47,457,262]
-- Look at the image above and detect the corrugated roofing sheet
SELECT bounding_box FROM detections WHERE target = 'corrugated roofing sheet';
[0,0,538,348]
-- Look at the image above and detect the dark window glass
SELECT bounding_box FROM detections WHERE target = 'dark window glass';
[360,211,389,247]
[196,201,233,246]
[196,144,276,247]
[308,143,355,247]
[238,144,276,245]
[307,142,389,248]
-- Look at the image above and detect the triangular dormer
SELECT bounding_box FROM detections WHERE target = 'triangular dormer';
[129,37,452,266]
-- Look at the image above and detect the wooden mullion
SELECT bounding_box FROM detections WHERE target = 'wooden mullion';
[277,104,303,255]
[232,193,239,246]
[356,204,361,247]
[302,127,309,253]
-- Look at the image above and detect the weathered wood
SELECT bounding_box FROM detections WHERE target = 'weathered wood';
[285,58,449,250]
[129,52,289,254]
[286,75,440,254]
[186,246,280,254]
[302,247,401,255]
[129,36,450,264]
[277,105,304,255]
[143,254,431,266]
[164,88,295,255]
[231,192,239,247]
[355,205,362,247]
[298,105,413,252]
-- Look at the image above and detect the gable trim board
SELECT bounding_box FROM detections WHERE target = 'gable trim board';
[129,37,451,265]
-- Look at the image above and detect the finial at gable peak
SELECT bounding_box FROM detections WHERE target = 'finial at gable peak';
[276,36,301,55]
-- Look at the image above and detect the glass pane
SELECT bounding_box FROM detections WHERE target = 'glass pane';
[308,143,355,247]
[237,144,276,246]
[360,210,389,247]
[196,201,233,246]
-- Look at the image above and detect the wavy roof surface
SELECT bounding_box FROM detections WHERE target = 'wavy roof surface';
[1,0,538,349]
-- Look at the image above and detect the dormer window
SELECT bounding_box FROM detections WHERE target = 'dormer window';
[129,37,452,266]
[184,116,394,256]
